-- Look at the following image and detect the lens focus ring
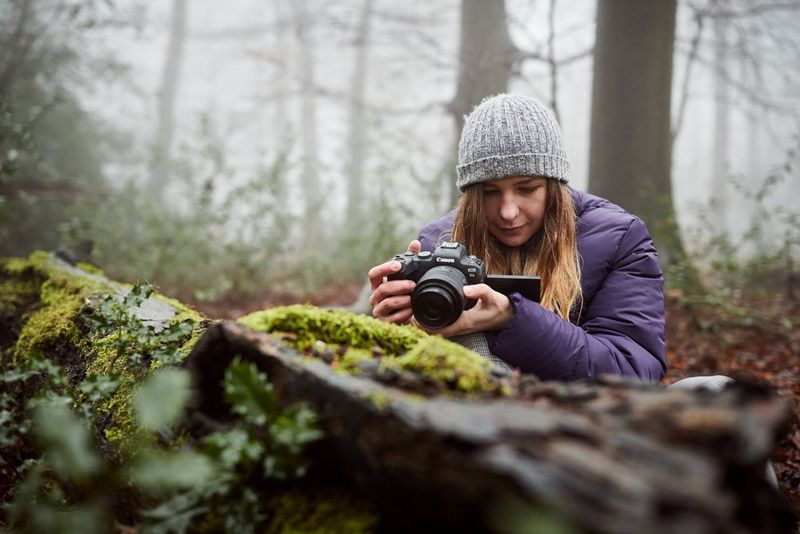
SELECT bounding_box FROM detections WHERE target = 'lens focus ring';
[411,266,468,329]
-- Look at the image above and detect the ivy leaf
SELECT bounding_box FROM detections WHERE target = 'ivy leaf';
[223,358,274,426]
[124,282,154,308]
[270,404,322,453]
[0,368,38,383]
[130,449,216,492]
[139,492,209,534]
[78,373,122,403]
[134,369,191,430]
[159,321,194,344]
[203,428,264,471]
[32,401,101,484]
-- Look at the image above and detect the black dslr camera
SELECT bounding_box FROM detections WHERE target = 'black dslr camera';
[388,241,540,329]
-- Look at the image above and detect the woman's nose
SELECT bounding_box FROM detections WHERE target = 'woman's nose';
[500,196,519,220]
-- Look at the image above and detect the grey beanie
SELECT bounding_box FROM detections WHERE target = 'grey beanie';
[456,93,570,191]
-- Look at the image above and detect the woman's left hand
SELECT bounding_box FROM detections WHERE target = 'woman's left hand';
[412,284,514,337]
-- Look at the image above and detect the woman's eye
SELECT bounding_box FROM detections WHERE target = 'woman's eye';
[484,189,500,196]
[519,186,539,194]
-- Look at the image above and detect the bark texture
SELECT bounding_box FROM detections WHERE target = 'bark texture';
[588,0,687,272]
[187,322,797,534]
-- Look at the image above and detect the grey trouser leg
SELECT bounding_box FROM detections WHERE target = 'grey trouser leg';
[668,375,779,488]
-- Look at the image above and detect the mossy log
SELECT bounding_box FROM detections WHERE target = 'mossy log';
[187,321,797,534]
[2,253,796,533]
[0,252,208,487]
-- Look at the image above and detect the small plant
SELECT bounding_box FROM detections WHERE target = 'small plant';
[84,282,195,373]
[1,284,324,533]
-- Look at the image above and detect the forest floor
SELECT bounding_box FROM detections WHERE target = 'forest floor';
[191,283,800,515]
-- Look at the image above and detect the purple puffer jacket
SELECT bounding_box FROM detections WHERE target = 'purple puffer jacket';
[417,188,666,382]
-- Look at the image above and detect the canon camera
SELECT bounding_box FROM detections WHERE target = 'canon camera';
[387,241,541,329]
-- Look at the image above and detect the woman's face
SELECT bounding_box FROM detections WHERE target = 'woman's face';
[483,176,548,247]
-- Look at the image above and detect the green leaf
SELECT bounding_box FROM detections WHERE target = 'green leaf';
[131,449,216,492]
[159,321,194,343]
[270,404,322,451]
[33,401,101,484]
[125,282,154,308]
[29,356,63,380]
[203,428,264,470]
[223,358,274,426]
[78,373,122,402]
[0,368,38,383]
[140,492,209,534]
[134,369,192,430]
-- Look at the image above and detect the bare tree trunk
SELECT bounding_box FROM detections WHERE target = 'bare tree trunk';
[292,0,321,243]
[449,0,515,208]
[712,4,731,231]
[273,0,290,143]
[0,0,35,94]
[345,0,374,230]
[546,0,560,123]
[588,0,691,278]
[149,0,188,201]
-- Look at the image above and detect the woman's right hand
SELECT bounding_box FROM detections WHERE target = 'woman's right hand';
[367,240,421,324]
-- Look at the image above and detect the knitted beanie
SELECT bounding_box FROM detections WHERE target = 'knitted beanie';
[456,93,571,191]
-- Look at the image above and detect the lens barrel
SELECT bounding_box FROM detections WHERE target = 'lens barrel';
[411,266,468,329]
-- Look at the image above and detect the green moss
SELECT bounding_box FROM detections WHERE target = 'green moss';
[5,251,109,366]
[383,336,495,394]
[12,280,84,362]
[361,390,391,411]
[239,304,425,354]
[76,261,104,276]
[3,252,207,444]
[240,304,500,395]
[338,347,374,374]
[265,487,378,534]
[0,277,42,315]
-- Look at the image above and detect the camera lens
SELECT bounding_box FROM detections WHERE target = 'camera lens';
[411,266,468,329]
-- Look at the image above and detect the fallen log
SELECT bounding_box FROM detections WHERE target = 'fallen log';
[2,253,796,532]
[187,320,797,534]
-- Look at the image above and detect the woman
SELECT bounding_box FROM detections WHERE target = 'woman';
[368,94,665,382]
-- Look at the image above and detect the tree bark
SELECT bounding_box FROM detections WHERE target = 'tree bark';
[588,0,689,274]
[149,0,188,201]
[712,4,731,230]
[449,0,515,208]
[292,0,322,245]
[187,322,796,534]
[345,0,374,230]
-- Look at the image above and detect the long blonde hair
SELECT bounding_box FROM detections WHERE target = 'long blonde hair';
[452,180,582,321]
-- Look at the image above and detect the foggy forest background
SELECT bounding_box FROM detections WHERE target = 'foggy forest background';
[1,0,799,307]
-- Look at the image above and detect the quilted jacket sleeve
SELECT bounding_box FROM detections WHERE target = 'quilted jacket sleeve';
[485,217,666,382]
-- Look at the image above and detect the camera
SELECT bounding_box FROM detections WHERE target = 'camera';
[387,241,541,329]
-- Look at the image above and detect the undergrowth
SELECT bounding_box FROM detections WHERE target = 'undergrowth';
[0,283,336,533]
